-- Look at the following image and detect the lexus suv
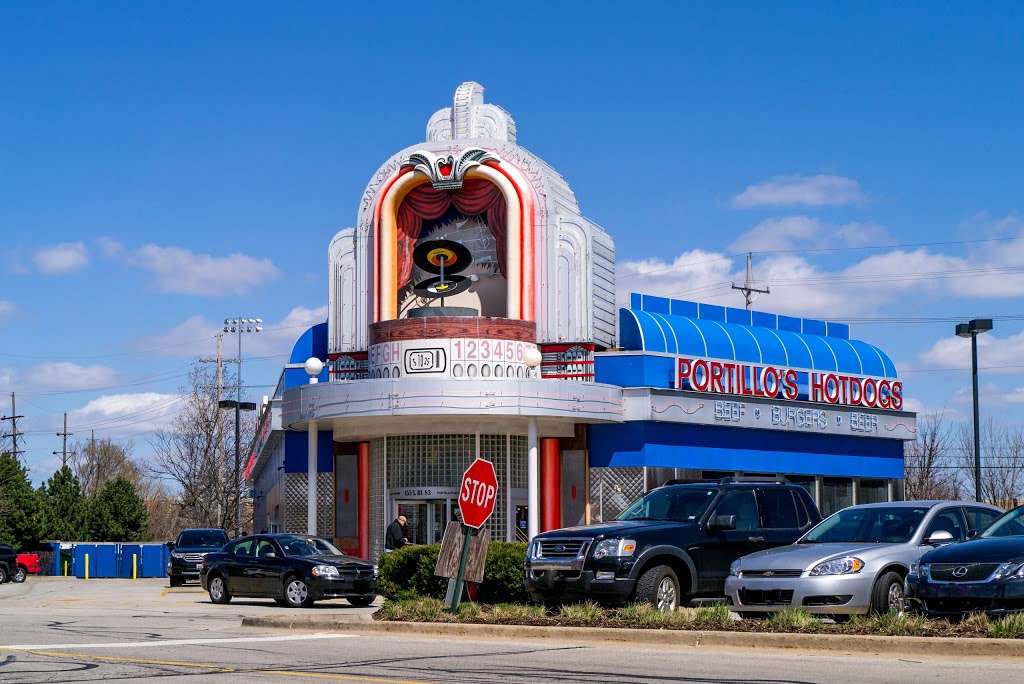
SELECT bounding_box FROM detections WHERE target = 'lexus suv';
[525,479,821,610]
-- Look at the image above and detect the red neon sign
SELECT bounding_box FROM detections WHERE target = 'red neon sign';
[676,357,903,411]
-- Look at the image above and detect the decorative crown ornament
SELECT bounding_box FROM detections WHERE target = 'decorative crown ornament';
[404,147,500,190]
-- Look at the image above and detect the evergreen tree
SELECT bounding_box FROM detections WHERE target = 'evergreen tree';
[84,477,148,542]
[38,465,87,541]
[0,452,44,549]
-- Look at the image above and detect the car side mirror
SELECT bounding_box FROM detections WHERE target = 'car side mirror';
[967,529,980,539]
[709,514,737,532]
[166,541,175,550]
[925,530,954,545]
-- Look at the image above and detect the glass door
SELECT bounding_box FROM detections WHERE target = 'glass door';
[396,502,427,545]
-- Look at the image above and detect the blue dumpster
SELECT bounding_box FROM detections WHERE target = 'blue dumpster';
[140,544,167,577]
[119,544,142,578]
[50,542,62,576]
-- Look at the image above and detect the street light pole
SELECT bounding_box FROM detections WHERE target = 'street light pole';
[956,318,993,503]
[223,317,262,536]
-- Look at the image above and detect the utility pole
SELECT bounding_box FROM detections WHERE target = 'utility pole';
[1,392,25,459]
[54,412,73,467]
[731,252,770,311]
[201,334,234,527]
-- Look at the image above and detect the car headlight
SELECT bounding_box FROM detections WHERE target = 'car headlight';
[311,565,340,578]
[592,538,637,560]
[909,561,920,576]
[371,565,379,579]
[528,540,540,558]
[809,556,864,576]
[995,562,1024,580]
[729,560,740,577]
[171,552,184,559]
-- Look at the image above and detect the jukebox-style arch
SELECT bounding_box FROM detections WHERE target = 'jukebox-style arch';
[373,149,534,323]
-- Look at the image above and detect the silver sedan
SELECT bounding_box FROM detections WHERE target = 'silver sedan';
[724,500,1001,618]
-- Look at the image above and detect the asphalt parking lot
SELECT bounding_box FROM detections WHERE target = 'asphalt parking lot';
[2,578,1023,684]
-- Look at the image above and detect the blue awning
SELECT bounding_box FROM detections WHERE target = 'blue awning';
[619,293,897,378]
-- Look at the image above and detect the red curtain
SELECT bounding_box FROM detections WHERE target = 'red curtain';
[396,179,507,288]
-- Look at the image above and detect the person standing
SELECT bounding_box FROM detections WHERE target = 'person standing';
[385,515,410,551]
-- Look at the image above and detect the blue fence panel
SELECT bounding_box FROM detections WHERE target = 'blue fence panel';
[92,545,117,578]
[140,544,167,577]
[119,544,142,578]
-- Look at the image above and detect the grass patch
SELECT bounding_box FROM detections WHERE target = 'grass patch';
[767,608,819,632]
[990,613,1024,638]
[374,598,1024,639]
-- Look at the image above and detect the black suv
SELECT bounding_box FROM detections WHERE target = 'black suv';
[167,528,230,586]
[525,479,821,610]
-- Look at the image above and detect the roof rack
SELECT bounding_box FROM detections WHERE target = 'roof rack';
[718,476,790,485]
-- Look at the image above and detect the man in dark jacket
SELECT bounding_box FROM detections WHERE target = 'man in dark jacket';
[385,515,410,550]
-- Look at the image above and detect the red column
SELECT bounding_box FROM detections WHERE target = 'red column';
[357,441,370,560]
[541,438,561,531]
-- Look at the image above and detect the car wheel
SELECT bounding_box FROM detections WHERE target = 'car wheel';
[284,577,314,608]
[635,565,681,612]
[169,576,184,588]
[0,565,8,584]
[346,595,375,607]
[13,566,27,583]
[208,575,232,604]
[870,571,905,614]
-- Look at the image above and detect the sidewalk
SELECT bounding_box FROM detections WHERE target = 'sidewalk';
[242,614,1024,659]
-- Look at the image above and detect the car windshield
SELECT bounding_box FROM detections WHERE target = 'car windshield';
[276,536,343,557]
[177,530,228,548]
[982,507,1024,538]
[617,487,717,523]
[800,506,929,544]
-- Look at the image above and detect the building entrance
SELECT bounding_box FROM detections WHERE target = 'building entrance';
[394,499,453,545]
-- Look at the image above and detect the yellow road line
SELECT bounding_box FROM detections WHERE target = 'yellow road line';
[27,650,430,684]
[26,650,235,672]
[262,670,429,684]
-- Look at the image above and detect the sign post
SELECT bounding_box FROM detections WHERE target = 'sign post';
[447,457,498,613]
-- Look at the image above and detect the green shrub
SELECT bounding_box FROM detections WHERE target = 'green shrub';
[377,545,447,599]
[558,600,604,625]
[377,541,528,603]
[489,603,547,622]
[689,603,732,630]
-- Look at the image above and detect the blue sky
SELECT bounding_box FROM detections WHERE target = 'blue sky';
[2,3,1023,482]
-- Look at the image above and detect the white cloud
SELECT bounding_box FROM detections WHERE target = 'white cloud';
[920,330,1024,373]
[95,236,125,258]
[951,382,1024,406]
[128,244,279,296]
[0,299,13,319]
[33,242,89,274]
[136,305,328,358]
[27,362,118,391]
[728,216,891,253]
[732,174,865,209]
[68,392,182,436]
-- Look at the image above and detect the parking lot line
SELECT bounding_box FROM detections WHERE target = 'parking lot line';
[0,633,357,651]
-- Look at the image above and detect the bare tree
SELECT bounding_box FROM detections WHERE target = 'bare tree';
[904,412,962,501]
[957,418,1024,507]
[71,437,151,498]
[149,364,253,532]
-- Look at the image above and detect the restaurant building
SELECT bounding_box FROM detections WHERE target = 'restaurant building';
[247,82,916,560]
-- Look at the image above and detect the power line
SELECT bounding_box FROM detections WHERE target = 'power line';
[54,412,73,467]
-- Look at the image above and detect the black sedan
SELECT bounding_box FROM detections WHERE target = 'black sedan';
[200,534,377,608]
[906,505,1024,616]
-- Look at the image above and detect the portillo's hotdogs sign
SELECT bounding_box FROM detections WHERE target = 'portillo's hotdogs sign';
[676,357,904,411]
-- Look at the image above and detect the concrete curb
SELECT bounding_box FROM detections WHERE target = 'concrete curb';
[240,616,1024,658]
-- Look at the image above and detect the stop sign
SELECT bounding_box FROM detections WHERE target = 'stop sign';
[458,457,498,529]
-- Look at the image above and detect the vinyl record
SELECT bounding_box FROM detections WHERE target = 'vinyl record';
[413,239,472,274]
[413,275,472,299]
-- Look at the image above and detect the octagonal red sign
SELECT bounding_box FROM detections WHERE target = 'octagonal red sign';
[458,457,499,529]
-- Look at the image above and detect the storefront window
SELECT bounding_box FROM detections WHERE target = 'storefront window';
[822,478,853,516]
[859,479,888,504]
